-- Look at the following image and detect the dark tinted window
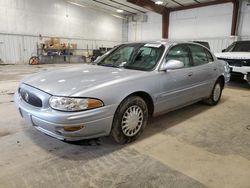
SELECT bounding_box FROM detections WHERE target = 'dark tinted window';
[166,45,191,68]
[224,41,250,52]
[125,45,165,70]
[188,44,209,66]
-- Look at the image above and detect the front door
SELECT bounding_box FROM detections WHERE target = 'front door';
[156,44,197,113]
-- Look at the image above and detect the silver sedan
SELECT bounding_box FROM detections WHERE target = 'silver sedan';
[15,42,230,144]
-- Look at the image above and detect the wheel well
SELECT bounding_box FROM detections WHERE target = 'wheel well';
[217,76,225,89]
[127,91,154,116]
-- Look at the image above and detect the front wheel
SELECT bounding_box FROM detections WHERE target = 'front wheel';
[111,96,148,144]
[204,80,222,105]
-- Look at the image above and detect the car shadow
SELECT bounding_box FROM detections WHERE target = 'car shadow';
[25,96,228,161]
[227,77,250,89]
[139,99,228,141]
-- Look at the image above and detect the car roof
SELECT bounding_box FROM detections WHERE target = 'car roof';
[123,40,209,48]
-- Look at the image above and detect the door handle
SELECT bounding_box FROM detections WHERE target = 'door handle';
[188,72,193,77]
[213,67,217,71]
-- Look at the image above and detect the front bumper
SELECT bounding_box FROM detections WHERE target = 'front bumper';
[14,87,117,141]
[230,66,250,82]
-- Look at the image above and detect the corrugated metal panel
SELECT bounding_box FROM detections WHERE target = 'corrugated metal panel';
[240,36,250,40]
[204,37,238,53]
[1,33,249,64]
[0,33,121,64]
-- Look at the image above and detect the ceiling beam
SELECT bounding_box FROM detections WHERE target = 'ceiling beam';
[171,0,184,7]
[109,0,146,14]
[193,0,201,3]
[93,0,135,14]
[169,0,233,11]
[127,0,168,14]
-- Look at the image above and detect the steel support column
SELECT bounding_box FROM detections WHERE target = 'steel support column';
[231,0,239,35]
[162,11,170,39]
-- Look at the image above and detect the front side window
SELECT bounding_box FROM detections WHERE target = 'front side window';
[97,43,165,71]
[165,45,191,68]
[188,44,209,66]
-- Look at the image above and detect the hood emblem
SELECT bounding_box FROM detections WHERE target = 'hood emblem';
[24,93,29,102]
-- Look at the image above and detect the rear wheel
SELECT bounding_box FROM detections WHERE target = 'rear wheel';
[204,80,223,105]
[111,96,148,144]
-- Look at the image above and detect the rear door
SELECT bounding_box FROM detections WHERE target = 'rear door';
[187,44,217,99]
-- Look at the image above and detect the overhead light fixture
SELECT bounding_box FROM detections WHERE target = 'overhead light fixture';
[155,0,163,5]
[112,14,125,19]
[116,9,124,13]
[67,1,85,8]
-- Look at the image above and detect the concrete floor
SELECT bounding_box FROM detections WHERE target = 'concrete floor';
[0,64,250,188]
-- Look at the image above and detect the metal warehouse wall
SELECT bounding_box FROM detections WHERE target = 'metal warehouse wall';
[238,0,250,37]
[128,12,162,42]
[0,33,121,64]
[0,0,124,64]
[168,0,250,53]
[127,0,250,53]
[169,3,233,39]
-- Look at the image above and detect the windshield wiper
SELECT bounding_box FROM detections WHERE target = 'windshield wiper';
[99,64,119,68]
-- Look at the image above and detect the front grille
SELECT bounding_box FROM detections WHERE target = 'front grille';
[218,58,250,67]
[19,88,42,107]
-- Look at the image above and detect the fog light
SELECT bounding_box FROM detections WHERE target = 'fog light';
[63,125,84,132]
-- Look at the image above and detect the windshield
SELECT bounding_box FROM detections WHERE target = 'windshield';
[96,43,165,71]
[224,41,250,52]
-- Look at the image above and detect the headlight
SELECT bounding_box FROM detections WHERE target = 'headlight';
[49,96,103,111]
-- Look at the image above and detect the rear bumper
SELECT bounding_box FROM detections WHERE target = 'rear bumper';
[14,92,117,141]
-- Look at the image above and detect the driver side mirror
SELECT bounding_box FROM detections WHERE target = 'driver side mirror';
[222,49,226,52]
[160,59,184,71]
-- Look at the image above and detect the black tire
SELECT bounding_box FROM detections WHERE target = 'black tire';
[204,80,223,106]
[247,73,250,85]
[111,96,148,144]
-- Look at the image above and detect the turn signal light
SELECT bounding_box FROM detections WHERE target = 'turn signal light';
[88,99,104,109]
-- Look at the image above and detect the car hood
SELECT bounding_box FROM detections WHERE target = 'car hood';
[22,64,144,96]
[215,52,250,60]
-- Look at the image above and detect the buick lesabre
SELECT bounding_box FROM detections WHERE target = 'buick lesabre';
[15,42,230,144]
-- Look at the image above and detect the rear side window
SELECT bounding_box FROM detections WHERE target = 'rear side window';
[188,44,209,66]
[166,45,191,68]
